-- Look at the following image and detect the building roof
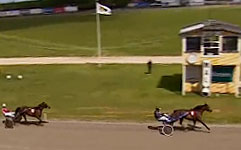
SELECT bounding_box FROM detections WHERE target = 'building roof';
[180,20,241,35]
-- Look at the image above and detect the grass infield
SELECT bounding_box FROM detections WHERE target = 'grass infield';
[0,64,240,123]
[0,6,241,57]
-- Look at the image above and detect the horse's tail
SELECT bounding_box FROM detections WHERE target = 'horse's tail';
[173,109,178,113]
[15,107,27,116]
[15,107,21,114]
[14,107,22,122]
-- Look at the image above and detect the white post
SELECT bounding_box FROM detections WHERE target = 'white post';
[182,38,186,53]
[182,65,186,95]
[96,6,102,58]
[182,37,186,95]
[234,65,240,97]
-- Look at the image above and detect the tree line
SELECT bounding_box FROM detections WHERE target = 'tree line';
[0,0,131,11]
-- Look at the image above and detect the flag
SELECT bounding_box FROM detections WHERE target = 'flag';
[96,2,111,15]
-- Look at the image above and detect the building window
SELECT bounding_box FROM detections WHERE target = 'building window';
[186,66,201,83]
[203,36,220,56]
[212,66,234,83]
[223,36,238,52]
[186,37,201,52]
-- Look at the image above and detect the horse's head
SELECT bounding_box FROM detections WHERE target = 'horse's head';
[203,103,212,112]
[38,102,51,109]
[193,103,212,112]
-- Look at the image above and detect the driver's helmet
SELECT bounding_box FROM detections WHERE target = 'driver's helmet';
[2,103,6,108]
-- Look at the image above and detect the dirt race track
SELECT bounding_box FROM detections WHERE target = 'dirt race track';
[1,121,241,150]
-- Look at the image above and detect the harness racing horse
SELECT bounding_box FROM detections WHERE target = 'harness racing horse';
[170,104,212,130]
[15,102,50,123]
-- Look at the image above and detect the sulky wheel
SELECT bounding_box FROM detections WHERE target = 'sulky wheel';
[5,117,14,129]
[161,125,174,136]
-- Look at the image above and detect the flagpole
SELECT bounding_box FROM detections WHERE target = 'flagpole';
[96,2,102,58]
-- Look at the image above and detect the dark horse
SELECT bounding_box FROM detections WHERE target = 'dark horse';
[15,102,50,123]
[170,104,212,130]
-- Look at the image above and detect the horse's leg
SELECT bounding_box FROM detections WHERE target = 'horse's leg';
[193,119,196,126]
[36,115,42,124]
[197,118,210,130]
[189,119,201,129]
[23,114,27,122]
[179,118,184,126]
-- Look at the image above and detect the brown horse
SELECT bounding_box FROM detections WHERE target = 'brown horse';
[15,102,50,123]
[170,104,212,130]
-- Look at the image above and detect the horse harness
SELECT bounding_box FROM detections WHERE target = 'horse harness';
[26,108,36,114]
[30,108,35,113]
[190,110,196,117]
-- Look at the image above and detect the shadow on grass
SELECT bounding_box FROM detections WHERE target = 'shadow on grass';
[157,74,182,93]
[147,125,210,134]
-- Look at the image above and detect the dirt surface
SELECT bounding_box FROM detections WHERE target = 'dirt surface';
[1,121,241,150]
[0,56,182,65]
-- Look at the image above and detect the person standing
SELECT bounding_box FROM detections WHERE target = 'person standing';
[146,60,152,74]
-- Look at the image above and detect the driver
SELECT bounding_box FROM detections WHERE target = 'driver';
[2,103,15,118]
[154,107,170,122]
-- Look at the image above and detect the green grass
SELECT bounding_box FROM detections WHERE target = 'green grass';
[0,64,241,123]
[0,6,241,57]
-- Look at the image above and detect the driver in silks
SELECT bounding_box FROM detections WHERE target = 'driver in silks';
[1,103,15,118]
[154,107,171,122]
